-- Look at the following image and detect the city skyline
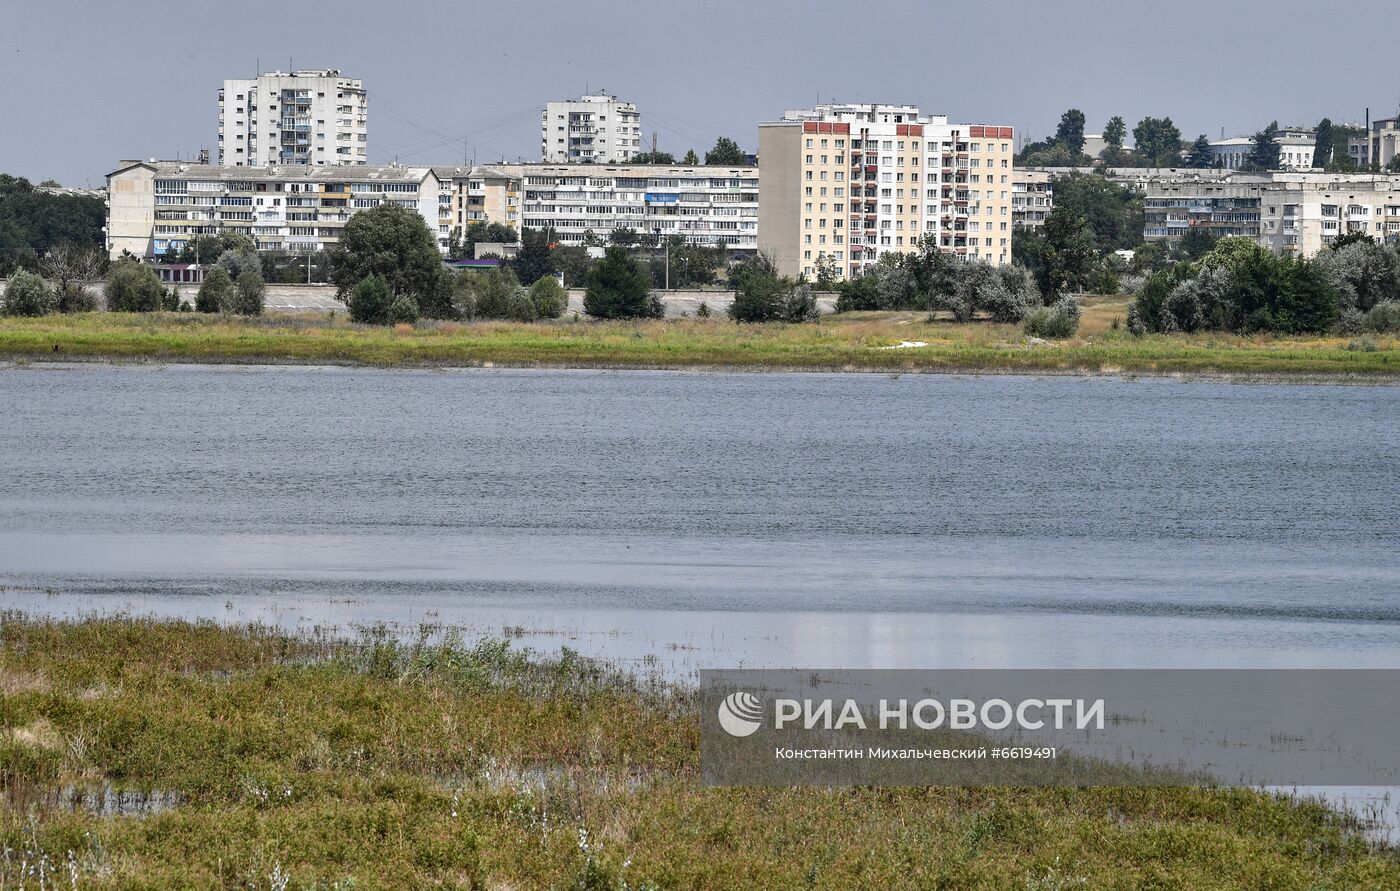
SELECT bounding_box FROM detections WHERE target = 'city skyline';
[3,0,1400,186]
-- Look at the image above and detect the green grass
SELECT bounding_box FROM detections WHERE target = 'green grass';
[0,308,1396,378]
[2,616,1396,888]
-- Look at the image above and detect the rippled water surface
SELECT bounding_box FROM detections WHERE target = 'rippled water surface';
[2,363,1397,672]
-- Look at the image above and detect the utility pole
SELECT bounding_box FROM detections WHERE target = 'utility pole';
[306,251,311,284]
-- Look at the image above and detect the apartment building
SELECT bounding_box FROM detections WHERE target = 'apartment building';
[432,165,522,251]
[1208,130,1316,171]
[218,70,368,167]
[1142,172,1400,255]
[540,94,642,164]
[105,161,439,259]
[1346,117,1400,169]
[508,163,758,250]
[1011,170,1054,229]
[757,103,1015,281]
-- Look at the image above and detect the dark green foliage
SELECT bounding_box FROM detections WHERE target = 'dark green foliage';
[631,151,676,165]
[2,270,55,316]
[583,247,661,319]
[232,267,265,316]
[1184,135,1215,168]
[349,274,393,325]
[1023,298,1081,338]
[103,260,164,312]
[1313,119,1334,169]
[330,205,445,313]
[55,282,98,313]
[552,245,593,287]
[528,276,567,319]
[449,222,518,262]
[1055,109,1087,155]
[388,295,420,324]
[0,174,105,276]
[682,149,700,165]
[1103,116,1126,152]
[1246,121,1281,171]
[503,290,538,322]
[162,232,253,266]
[196,267,234,313]
[510,228,556,285]
[1131,117,1184,167]
[1050,174,1145,253]
[1364,301,1400,332]
[1176,227,1219,261]
[727,255,818,323]
[463,266,522,319]
[696,301,711,318]
[705,137,746,166]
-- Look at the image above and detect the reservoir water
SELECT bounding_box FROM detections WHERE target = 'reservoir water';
[2,363,1397,675]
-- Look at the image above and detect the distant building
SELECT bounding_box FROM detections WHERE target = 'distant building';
[433,165,523,252]
[1347,117,1400,169]
[540,94,642,164]
[1207,129,1316,171]
[758,103,1015,281]
[1011,170,1053,229]
[218,70,367,167]
[1142,172,1400,255]
[105,161,439,259]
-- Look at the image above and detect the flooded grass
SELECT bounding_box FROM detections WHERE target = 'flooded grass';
[1,615,1397,888]
[0,308,1396,379]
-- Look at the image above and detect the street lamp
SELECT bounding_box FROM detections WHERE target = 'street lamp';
[653,225,669,290]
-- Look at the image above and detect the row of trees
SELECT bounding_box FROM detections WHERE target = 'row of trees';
[629,137,747,167]
[0,175,106,277]
[1128,235,1400,336]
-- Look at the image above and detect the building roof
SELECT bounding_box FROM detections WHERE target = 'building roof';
[109,161,433,183]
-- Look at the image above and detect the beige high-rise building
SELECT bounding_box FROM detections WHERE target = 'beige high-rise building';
[758,103,1015,281]
[218,70,367,167]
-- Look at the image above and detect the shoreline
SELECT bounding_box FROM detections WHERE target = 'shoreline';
[4,351,1398,387]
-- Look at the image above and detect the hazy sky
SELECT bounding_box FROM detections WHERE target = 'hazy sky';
[4,0,1399,186]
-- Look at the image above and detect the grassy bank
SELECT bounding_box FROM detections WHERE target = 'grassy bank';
[0,303,1396,378]
[1,617,1395,888]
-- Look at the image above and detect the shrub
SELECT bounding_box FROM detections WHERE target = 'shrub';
[196,267,235,313]
[1023,298,1080,339]
[104,260,164,312]
[584,246,661,319]
[504,289,538,322]
[388,294,420,324]
[55,282,98,313]
[2,270,55,316]
[161,286,181,312]
[528,276,567,319]
[466,266,522,319]
[696,301,711,318]
[349,274,393,325]
[1315,240,1400,312]
[1365,301,1400,333]
[232,267,265,316]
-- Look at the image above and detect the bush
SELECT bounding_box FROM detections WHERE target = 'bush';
[465,266,522,320]
[528,276,567,319]
[232,267,265,316]
[1315,240,1400,312]
[1023,298,1080,339]
[696,301,711,318]
[584,246,662,319]
[330,204,446,315]
[55,282,98,313]
[504,289,538,322]
[196,268,234,313]
[1365,301,1400,333]
[349,274,393,325]
[388,294,420,324]
[2,270,55,316]
[104,260,164,312]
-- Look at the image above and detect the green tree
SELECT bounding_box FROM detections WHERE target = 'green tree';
[2,270,55,316]
[1247,121,1281,171]
[232,266,265,316]
[814,253,839,288]
[40,242,105,312]
[631,151,676,165]
[1388,156,1400,173]
[1184,135,1215,168]
[348,274,393,325]
[461,221,518,259]
[330,204,448,316]
[510,227,556,285]
[1132,117,1184,166]
[0,174,105,276]
[1312,118,1334,169]
[1038,209,1098,297]
[1055,109,1087,156]
[552,245,592,287]
[103,259,164,312]
[583,246,660,319]
[388,294,420,324]
[196,267,234,313]
[528,275,568,319]
[682,149,700,165]
[1049,173,1144,253]
[704,137,746,166]
[1103,116,1127,152]
[464,266,523,319]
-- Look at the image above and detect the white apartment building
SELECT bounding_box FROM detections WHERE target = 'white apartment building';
[1142,172,1400,255]
[1011,170,1054,229]
[758,103,1015,281]
[432,165,522,252]
[218,70,368,167]
[540,94,641,164]
[105,161,439,259]
[1347,117,1400,169]
[513,163,758,249]
[1207,130,1316,171]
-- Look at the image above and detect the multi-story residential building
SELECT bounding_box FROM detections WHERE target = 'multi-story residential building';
[1346,117,1400,169]
[432,165,522,251]
[540,94,641,164]
[1142,172,1400,255]
[512,163,758,249]
[1011,170,1054,229]
[105,161,439,259]
[218,70,367,167]
[758,103,1015,281]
